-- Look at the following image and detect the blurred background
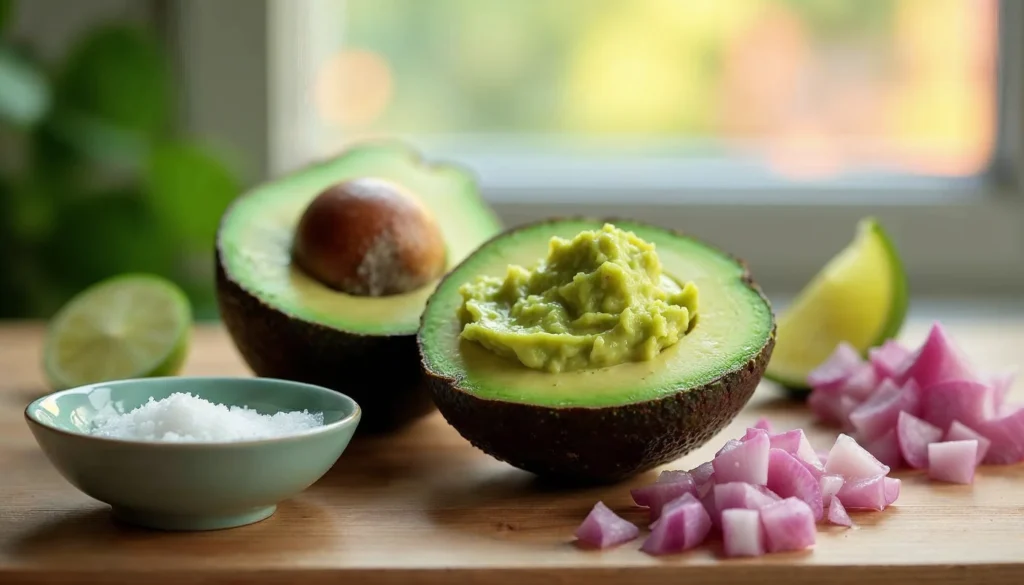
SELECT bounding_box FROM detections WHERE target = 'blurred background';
[0,0,1021,321]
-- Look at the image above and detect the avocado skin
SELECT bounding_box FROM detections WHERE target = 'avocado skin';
[424,337,772,484]
[215,249,435,434]
[419,217,775,484]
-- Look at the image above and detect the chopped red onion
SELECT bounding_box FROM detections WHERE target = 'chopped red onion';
[721,508,766,558]
[988,368,1018,407]
[945,420,991,465]
[760,497,817,553]
[979,406,1024,464]
[766,448,823,520]
[869,339,912,380]
[656,470,694,485]
[753,417,774,433]
[849,379,921,441]
[716,438,743,457]
[631,480,699,521]
[927,440,978,484]
[922,379,995,431]
[769,429,821,469]
[713,430,769,485]
[883,477,901,506]
[688,461,715,487]
[714,482,779,514]
[836,475,889,511]
[894,323,977,390]
[824,433,890,480]
[862,428,904,469]
[808,342,862,390]
[826,496,853,527]
[819,474,845,503]
[897,411,943,469]
[574,501,640,548]
[640,493,711,555]
[699,486,720,532]
[842,362,880,401]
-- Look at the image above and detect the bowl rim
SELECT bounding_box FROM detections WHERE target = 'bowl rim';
[24,376,362,449]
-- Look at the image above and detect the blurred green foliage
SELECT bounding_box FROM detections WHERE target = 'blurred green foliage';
[0,4,239,320]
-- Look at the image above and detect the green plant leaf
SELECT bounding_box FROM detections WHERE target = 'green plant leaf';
[0,1,11,36]
[0,47,51,126]
[42,190,176,296]
[57,24,170,135]
[144,141,239,250]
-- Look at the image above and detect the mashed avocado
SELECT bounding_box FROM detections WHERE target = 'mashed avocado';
[457,223,699,373]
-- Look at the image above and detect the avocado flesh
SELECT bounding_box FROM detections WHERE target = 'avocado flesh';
[218,142,502,335]
[419,219,775,482]
[215,142,502,433]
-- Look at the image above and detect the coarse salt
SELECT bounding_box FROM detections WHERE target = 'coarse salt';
[88,392,324,442]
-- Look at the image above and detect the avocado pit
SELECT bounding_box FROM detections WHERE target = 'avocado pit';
[292,178,447,297]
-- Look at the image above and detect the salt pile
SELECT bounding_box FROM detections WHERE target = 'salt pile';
[89,392,324,442]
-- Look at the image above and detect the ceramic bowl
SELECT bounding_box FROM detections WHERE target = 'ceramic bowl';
[25,376,361,531]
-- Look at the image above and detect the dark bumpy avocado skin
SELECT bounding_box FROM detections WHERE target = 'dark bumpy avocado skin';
[216,253,435,433]
[425,345,771,483]
[419,218,775,484]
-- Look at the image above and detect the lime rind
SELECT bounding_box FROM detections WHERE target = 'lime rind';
[42,273,193,389]
[764,217,908,391]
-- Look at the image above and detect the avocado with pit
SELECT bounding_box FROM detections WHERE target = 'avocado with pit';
[418,218,775,483]
[215,142,502,433]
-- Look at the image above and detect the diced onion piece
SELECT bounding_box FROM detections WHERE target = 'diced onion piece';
[894,322,977,390]
[640,493,711,555]
[824,433,890,480]
[883,477,901,506]
[716,439,743,457]
[760,497,817,553]
[656,470,694,485]
[862,428,904,469]
[978,406,1024,465]
[842,362,879,402]
[945,421,991,465]
[922,379,995,431]
[820,474,845,503]
[897,411,943,469]
[849,379,920,442]
[987,368,1018,407]
[827,496,853,527]
[927,440,979,484]
[808,342,863,390]
[753,417,774,433]
[688,461,715,487]
[869,339,912,380]
[631,480,698,520]
[836,475,889,511]
[575,502,640,549]
[714,482,779,514]
[713,430,770,485]
[766,448,823,520]
[722,508,766,558]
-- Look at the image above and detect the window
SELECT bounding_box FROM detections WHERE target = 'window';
[178,0,1024,295]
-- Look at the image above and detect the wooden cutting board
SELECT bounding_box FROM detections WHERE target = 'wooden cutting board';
[1,318,1023,585]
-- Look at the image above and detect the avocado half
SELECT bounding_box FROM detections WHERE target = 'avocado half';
[418,218,775,483]
[215,142,502,433]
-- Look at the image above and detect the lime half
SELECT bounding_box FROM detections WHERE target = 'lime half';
[765,217,908,390]
[43,274,192,389]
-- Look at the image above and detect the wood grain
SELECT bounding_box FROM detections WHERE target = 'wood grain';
[2,318,1024,585]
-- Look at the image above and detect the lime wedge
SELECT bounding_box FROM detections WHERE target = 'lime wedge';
[765,217,908,390]
[43,274,192,389]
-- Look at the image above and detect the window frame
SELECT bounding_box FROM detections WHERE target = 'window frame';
[172,0,1024,296]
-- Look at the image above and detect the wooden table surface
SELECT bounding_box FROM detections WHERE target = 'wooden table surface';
[2,317,1024,585]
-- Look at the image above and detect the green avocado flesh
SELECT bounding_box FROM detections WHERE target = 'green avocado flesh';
[420,219,774,408]
[218,142,502,335]
[458,223,699,373]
